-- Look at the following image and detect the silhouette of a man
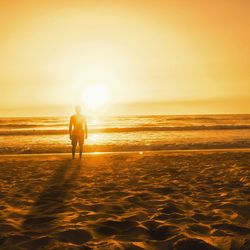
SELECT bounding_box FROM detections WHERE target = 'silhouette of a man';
[69,106,88,159]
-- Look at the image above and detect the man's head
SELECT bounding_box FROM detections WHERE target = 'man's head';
[75,105,81,114]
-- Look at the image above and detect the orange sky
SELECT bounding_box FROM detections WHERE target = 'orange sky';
[0,0,249,115]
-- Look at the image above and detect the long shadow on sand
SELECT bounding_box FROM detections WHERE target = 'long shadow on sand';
[21,160,81,235]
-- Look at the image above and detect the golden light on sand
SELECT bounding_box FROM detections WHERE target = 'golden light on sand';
[82,84,109,110]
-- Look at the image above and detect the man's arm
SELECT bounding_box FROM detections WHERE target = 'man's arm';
[69,116,73,139]
[84,117,88,139]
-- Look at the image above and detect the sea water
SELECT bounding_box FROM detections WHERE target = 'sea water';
[0,115,249,154]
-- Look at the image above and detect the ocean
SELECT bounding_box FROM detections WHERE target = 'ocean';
[0,115,249,154]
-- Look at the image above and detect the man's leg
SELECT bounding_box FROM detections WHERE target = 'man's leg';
[71,136,77,159]
[79,137,84,159]
[72,145,76,159]
[79,142,83,159]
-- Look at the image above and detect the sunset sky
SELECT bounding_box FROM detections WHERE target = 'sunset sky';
[0,0,249,116]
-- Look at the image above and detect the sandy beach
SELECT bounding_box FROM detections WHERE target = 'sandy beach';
[0,150,249,250]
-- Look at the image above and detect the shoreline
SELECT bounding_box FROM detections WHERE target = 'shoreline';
[0,147,250,158]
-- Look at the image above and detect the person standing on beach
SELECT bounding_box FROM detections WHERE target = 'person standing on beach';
[69,106,88,159]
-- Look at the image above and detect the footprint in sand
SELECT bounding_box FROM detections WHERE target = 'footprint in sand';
[186,223,210,235]
[150,224,179,240]
[212,223,250,236]
[173,237,218,250]
[54,229,92,245]
[158,203,184,214]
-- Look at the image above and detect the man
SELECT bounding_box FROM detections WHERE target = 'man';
[69,106,88,159]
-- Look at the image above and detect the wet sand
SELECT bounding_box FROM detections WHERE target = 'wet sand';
[0,150,249,249]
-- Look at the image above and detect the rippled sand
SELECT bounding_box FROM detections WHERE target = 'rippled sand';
[0,151,249,249]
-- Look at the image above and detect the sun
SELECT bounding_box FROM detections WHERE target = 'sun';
[82,84,109,109]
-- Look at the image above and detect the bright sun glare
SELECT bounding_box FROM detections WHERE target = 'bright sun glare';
[82,84,109,109]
